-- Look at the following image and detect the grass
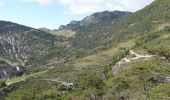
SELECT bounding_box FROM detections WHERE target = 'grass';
[5,70,48,85]
[155,23,170,32]
[3,39,135,99]
[2,39,140,87]
[161,33,170,38]
[41,39,135,82]
[134,47,149,55]
[52,30,77,38]
[102,57,170,99]
[70,39,135,69]
[134,33,170,55]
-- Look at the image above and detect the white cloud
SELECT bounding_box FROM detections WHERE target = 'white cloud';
[21,0,155,14]
[62,0,121,15]
[0,0,5,6]
[59,0,155,15]
[115,0,155,11]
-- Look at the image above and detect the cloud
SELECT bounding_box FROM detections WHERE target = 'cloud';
[61,0,123,15]
[115,0,155,11]
[0,0,5,6]
[21,0,155,15]
[59,0,155,15]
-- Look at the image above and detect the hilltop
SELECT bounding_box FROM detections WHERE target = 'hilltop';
[58,11,132,31]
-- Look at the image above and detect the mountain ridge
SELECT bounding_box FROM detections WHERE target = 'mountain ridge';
[58,11,132,31]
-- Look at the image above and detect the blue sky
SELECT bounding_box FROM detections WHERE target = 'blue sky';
[0,0,154,29]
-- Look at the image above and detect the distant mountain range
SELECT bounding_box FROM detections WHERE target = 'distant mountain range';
[58,11,132,31]
[39,11,132,32]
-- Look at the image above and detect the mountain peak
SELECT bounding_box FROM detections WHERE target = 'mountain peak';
[58,10,132,31]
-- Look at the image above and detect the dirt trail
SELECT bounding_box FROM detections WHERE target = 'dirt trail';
[38,79,74,87]
[0,57,14,66]
[0,57,24,67]
[112,50,155,76]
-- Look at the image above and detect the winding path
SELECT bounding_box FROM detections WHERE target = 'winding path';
[38,79,74,87]
[112,50,155,76]
[0,57,14,66]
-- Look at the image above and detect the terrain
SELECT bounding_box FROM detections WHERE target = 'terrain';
[0,21,68,78]
[0,10,132,80]
[58,11,132,31]
[0,0,170,99]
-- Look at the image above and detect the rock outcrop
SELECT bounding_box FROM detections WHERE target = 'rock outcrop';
[58,11,132,31]
[112,50,155,76]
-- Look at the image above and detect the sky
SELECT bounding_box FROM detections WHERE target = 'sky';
[0,0,155,29]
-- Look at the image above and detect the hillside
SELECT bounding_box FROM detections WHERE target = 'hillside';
[0,21,68,78]
[0,0,170,99]
[69,0,170,53]
[0,11,132,79]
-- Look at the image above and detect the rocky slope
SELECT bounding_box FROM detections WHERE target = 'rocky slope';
[0,21,64,78]
[58,11,132,31]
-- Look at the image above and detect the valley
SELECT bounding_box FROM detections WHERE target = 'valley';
[0,0,170,99]
[4,39,134,85]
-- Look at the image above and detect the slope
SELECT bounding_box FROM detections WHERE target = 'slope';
[70,0,170,53]
[0,21,67,78]
[1,0,170,99]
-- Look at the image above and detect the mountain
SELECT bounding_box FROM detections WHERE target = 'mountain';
[0,21,68,78]
[0,10,132,79]
[0,0,170,99]
[38,27,52,33]
[58,11,132,31]
[69,0,170,53]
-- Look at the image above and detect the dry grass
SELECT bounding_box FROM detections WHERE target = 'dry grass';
[154,23,170,32]
[52,30,77,38]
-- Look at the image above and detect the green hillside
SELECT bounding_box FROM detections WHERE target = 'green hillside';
[70,0,170,52]
[0,0,170,99]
